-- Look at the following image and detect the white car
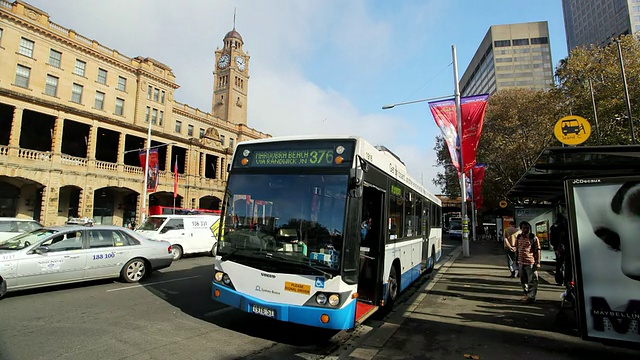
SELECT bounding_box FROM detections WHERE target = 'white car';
[0,218,43,242]
[0,225,173,298]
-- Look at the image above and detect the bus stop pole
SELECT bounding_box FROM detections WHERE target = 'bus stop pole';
[453,45,470,257]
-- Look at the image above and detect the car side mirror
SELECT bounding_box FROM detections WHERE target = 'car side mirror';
[34,246,49,255]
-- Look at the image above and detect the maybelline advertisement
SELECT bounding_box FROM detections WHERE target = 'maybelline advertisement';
[567,177,640,343]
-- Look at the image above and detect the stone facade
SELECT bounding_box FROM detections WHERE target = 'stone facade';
[0,0,270,226]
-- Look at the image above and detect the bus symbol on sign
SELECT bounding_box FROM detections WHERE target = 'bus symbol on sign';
[553,115,591,145]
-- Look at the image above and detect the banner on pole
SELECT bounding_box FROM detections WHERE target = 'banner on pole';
[429,94,489,175]
[139,149,159,193]
[472,164,486,209]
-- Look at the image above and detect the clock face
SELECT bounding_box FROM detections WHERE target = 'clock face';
[218,54,230,69]
[235,56,246,71]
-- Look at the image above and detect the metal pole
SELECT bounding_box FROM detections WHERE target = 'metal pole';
[141,119,152,224]
[588,79,601,145]
[453,44,469,257]
[470,169,476,242]
[616,39,637,144]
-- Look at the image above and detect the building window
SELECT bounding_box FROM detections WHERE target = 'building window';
[153,88,159,102]
[74,59,86,76]
[115,98,124,115]
[175,120,182,133]
[117,76,126,91]
[94,91,105,110]
[71,83,83,103]
[159,111,164,125]
[14,65,30,88]
[97,68,107,84]
[45,75,58,96]
[19,37,34,57]
[147,85,152,99]
[188,125,194,136]
[161,90,165,103]
[494,40,511,47]
[48,49,62,68]
[151,108,158,124]
[0,28,3,44]
[229,138,234,148]
[512,38,530,46]
[531,37,549,44]
[145,106,150,122]
[220,135,225,145]
[199,128,205,138]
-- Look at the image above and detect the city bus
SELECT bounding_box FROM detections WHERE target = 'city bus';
[212,136,442,330]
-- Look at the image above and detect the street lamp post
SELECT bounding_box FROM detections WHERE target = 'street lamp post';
[140,118,152,224]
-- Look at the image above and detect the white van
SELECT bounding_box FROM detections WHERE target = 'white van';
[136,214,220,260]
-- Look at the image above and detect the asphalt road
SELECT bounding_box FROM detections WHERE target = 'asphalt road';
[0,238,458,360]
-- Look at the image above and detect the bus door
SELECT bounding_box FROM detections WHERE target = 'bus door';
[356,183,385,323]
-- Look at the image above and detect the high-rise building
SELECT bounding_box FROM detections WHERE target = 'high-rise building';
[0,0,270,226]
[460,21,554,96]
[562,0,639,51]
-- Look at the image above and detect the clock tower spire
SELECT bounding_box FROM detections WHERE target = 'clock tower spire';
[212,18,249,126]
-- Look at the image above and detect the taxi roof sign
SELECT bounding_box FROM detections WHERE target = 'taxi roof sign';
[554,115,591,145]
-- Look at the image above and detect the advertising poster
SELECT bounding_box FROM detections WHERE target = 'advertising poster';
[139,149,159,192]
[566,176,640,344]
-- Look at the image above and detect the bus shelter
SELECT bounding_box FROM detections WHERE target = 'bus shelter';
[507,145,640,346]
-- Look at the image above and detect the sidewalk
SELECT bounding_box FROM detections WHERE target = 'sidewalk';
[346,239,639,360]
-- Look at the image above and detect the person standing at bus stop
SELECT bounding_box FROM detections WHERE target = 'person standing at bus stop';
[503,221,520,278]
[516,221,541,304]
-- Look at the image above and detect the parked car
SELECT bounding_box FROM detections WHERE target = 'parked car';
[136,214,220,260]
[0,225,173,298]
[0,218,43,242]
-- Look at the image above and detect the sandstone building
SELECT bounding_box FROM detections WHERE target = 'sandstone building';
[0,0,270,226]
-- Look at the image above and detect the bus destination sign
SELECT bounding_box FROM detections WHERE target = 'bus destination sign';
[252,149,338,167]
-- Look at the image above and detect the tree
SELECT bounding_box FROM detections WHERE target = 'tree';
[432,135,460,197]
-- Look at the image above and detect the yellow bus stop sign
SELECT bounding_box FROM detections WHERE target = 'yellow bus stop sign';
[554,115,591,145]
[499,200,508,208]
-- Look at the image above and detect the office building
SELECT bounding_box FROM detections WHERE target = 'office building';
[0,0,270,226]
[562,0,640,51]
[460,21,554,96]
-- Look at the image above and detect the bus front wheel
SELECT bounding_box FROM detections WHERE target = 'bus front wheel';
[387,265,399,306]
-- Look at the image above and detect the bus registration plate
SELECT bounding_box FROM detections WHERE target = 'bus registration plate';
[251,304,275,318]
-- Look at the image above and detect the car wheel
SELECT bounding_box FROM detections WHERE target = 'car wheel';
[121,258,147,283]
[171,245,183,260]
[0,277,6,299]
[387,265,398,306]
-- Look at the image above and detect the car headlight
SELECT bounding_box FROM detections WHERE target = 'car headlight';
[214,271,224,282]
[328,294,340,306]
[316,293,327,305]
[222,274,231,285]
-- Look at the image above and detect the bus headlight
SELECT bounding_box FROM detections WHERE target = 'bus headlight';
[328,294,340,306]
[214,271,224,282]
[222,274,231,285]
[316,293,327,305]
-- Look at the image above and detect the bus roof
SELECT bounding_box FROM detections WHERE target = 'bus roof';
[235,135,441,206]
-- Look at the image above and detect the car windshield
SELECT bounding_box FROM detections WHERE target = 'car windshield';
[218,173,348,274]
[0,228,58,250]
[137,217,167,231]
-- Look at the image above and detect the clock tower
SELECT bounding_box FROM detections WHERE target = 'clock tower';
[212,26,249,126]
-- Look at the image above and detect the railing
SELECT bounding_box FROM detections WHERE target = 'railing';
[0,0,11,10]
[61,154,87,166]
[0,145,8,156]
[123,165,143,175]
[96,160,117,172]
[18,149,51,162]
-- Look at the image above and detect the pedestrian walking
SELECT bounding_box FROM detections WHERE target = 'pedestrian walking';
[549,214,569,286]
[503,221,520,278]
[516,221,541,304]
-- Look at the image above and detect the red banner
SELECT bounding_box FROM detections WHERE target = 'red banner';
[465,164,486,209]
[461,95,489,174]
[139,149,159,193]
[429,94,489,174]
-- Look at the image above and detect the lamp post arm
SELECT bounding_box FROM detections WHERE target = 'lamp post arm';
[382,94,454,110]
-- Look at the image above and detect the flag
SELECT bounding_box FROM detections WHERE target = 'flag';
[429,94,489,175]
[139,149,159,192]
[173,156,178,198]
[472,164,486,209]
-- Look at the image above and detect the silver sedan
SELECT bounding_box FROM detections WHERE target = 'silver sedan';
[0,225,173,298]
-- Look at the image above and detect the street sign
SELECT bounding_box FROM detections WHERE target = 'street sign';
[554,115,591,145]
[499,200,508,208]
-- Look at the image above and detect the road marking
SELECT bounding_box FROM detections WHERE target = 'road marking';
[106,275,201,292]
[203,307,234,317]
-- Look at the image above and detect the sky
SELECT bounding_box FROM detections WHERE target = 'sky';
[25,0,568,194]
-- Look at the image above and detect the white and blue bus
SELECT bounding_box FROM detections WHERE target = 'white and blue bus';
[212,136,442,330]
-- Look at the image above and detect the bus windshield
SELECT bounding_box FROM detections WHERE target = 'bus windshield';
[218,173,348,273]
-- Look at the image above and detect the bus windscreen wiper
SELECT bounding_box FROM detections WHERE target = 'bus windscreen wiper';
[264,253,334,279]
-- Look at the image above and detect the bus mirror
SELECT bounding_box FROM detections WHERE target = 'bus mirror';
[349,168,363,188]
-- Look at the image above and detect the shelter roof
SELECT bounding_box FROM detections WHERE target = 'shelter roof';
[507,145,640,203]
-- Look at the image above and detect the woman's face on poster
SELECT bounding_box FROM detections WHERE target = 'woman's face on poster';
[578,182,640,281]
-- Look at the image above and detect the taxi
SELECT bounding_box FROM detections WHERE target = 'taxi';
[0,225,173,298]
